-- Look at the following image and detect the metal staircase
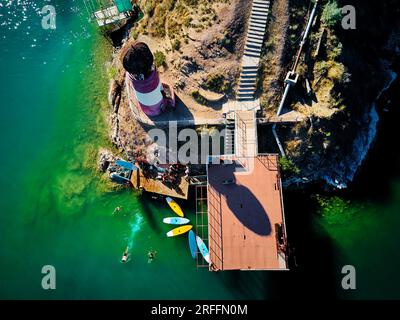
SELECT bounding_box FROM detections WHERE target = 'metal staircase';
[224,118,236,156]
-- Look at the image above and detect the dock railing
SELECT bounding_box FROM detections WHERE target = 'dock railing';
[195,185,212,269]
[206,185,224,271]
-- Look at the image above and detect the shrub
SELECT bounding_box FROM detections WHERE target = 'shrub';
[314,61,329,78]
[206,73,229,93]
[321,1,342,28]
[191,90,207,104]
[172,39,181,51]
[154,51,166,67]
[108,66,118,79]
[279,157,301,175]
[145,1,156,17]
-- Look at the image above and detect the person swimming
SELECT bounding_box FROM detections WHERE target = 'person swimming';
[113,206,123,216]
[147,250,157,263]
[121,247,129,263]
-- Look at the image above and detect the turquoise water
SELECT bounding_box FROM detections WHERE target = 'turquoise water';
[0,0,270,300]
[1,0,400,300]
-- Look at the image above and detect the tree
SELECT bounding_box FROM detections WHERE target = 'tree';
[321,1,342,28]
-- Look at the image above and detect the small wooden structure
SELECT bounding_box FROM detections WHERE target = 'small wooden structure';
[84,0,143,27]
[130,165,189,200]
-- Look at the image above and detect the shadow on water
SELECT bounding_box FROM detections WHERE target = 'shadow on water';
[268,188,338,299]
[343,61,400,203]
[263,59,400,300]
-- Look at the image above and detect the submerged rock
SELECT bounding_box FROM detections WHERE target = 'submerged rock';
[98,149,116,172]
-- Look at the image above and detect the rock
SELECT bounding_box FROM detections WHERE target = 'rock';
[174,76,186,90]
[98,149,116,172]
[180,56,202,76]
[110,114,121,148]
[108,80,122,113]
[197,39,227,59]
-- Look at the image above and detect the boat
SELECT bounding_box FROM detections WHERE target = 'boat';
[110,172,130,183]
[163,217,190,225]
[121,247,129,263]
[188,230,197,259]
[166,197,184,217]
[116,159,137,171]
[196,236,210,264]
[166,225,193,237]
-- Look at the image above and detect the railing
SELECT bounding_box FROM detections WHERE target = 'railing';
[257,154,278,171]
[189,175,208,186]
[195,186,212,269]
[235,113,248,168]
[205,186,224,270]
[257,115,307,124]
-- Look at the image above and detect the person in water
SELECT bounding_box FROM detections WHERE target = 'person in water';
[113,206,123,215]
[147,250,157,263]
[121,247,129,263]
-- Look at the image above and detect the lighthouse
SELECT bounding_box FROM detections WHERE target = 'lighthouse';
[121,42,175,117]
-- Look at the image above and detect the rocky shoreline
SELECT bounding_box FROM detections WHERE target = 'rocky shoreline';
[283,63,398,189]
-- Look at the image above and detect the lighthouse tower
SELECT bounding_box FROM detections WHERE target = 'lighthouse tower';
[121,42,175,117]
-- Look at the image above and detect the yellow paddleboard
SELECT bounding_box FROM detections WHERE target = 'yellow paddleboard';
[166,197,184,217]
[166,225,193,237]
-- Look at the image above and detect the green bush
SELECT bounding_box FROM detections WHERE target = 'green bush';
[279,157,301,175]
[108,66,118,80]
[145,1,156,17]
[314,61,329,78]
[154,51,166,67]
[321,1,342,28]
[206,73,229,93]
[191,90,207,104]
[172,39,181,51]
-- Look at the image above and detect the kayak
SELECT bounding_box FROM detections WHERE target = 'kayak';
[196,236,210,264]
[188,230,197,259]
[166,197,184,217]
[166,225,193,237]
[116,159,137,171]
[163,217,190,225]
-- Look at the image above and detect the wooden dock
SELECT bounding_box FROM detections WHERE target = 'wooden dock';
[207,155,288,271]
[130,168,189,200]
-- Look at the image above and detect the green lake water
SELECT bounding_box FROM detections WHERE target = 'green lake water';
[0,1,400,300]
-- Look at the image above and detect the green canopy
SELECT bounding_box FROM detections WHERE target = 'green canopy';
[113,0,133,13]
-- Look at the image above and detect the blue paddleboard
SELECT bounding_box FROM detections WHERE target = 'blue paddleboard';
[188,231,197,259]
[163,217,190,225]
[196,235,210,264]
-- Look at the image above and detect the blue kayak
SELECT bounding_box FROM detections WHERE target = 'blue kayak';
[188,230,197,259]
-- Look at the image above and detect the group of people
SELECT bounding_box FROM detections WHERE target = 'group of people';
[137,159,189,191]
[156,163,188,188]
[121,247,157,264]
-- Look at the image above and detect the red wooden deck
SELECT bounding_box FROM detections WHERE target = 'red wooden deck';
[207,155,288,270]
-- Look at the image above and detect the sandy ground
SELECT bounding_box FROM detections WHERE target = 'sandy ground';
[134,0,251,118]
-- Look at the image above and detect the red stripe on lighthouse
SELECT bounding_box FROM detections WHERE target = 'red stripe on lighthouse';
[127,69,160,94]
